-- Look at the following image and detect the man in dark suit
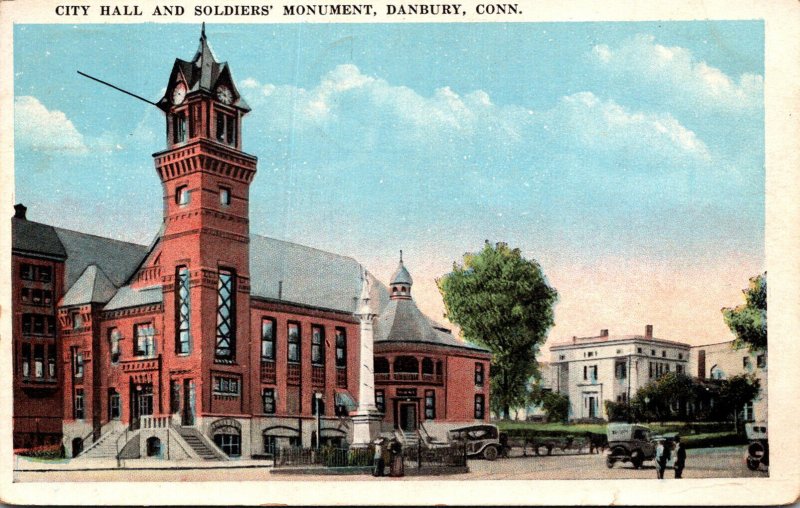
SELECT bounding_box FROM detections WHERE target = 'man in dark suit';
[674,435,686,478]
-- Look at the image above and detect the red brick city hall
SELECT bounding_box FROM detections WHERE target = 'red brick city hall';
[11,29,491,460]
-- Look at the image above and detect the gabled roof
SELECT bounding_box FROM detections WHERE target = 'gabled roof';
[60,265,118,306]
[157,26,250,112]
[54,228,148,289]
[12,217,67,260]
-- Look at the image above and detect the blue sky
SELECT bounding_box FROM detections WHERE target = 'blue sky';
[13,22,764,347]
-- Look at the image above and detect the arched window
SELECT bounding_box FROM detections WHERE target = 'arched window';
[374,357,389,374]
[212,425,241,457]
[394,356,418,373]
[422,358,434,374]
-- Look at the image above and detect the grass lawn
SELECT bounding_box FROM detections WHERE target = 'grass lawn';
[495,420,743,448]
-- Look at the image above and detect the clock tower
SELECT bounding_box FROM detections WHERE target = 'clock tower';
[152,25,257,427]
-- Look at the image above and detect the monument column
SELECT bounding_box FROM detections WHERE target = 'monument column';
[350,271,383,446]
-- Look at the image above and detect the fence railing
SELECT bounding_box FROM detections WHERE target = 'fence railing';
[402,442,467,469]
[273,446,373,469]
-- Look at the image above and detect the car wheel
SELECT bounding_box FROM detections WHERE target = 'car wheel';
[746,457,760,471]
[606,456,615,469]
[483,445,498,461]
[631,450,643,469]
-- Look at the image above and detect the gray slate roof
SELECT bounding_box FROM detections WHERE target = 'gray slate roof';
[249,235,386,314]
[54,228,148,290]
[390,262,413,285]
[104,285,164,311]
[374,298,489,352]
[12,217,67,260]
[157,29,250,112]
[60,265,118,306]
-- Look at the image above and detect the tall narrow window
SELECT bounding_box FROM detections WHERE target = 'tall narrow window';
[215,269,235,361]
[173,112,187,144]
[134,323,155,357]
[335,328,347,367]
[311,325,325,365]
[176,266,191,354]
[261,318,275,360]
[375,390,385,413]
[39,266,52,283]
[109,390,120,420]
[34,344,44,378]
[262,388,276,414]
[74,389,84,420]
[170,380,181,414]
[109,328,121,364]
[287,322,300,363]
[190,103,201,138]
[216,112,237,145]
[21,343,30,378]
[425,390,436,420]
[219,187,231,206]
[73,348,84,378]
[47,344,56,378]
[474,363,484,386]
[474,394,485,420]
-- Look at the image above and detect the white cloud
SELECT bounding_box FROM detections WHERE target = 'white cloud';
[590,34,763,113]
[556,91,711,160]
[15,96,87,154]
[243,64,712,172]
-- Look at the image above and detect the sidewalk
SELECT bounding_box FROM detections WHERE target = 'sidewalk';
[14,455,274,472]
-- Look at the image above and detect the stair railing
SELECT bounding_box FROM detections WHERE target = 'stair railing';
[115,427,129,468]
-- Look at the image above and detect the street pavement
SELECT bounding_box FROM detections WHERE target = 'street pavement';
[13,445,766,482]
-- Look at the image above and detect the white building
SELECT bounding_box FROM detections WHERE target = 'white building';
[549,325,691,421]
[689,341,767,422]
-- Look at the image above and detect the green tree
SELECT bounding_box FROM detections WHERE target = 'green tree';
[528,385,570,423]
[718,374,761,434]
[631,372,699,422]
[437,241,558,419]
[722,273,767,352]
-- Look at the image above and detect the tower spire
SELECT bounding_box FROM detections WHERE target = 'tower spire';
[200,22,206,41]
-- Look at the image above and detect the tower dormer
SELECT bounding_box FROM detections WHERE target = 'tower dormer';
[157,24,250,151]
[389,251,413,300]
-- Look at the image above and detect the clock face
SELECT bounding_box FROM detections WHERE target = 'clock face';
[216,85,233,105]
[172,82,187,105]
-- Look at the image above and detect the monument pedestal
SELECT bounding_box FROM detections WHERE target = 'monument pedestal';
[350,409,384,447]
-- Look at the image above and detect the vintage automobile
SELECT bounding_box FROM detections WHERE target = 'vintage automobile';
[605,423,656,469]
[744,422,768,471]
[448,424,503,460]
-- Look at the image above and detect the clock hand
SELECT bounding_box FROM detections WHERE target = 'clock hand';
[77,70,158,107]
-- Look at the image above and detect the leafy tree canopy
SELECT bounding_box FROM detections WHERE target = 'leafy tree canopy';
[437,241,558,419]
[722,272,767,352]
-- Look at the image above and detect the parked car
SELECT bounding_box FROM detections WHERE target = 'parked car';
[605,423,656,469]
[744,422,768,471]
[448,424,503,460]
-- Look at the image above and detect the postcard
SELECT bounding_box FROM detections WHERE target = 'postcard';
[0,0,798,505]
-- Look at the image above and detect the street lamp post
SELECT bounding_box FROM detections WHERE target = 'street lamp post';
[315,392,322,450]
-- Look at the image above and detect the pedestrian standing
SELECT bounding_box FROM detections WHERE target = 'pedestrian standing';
[673,436,686,479]
[372,438,385,477]
[655,440,666,479]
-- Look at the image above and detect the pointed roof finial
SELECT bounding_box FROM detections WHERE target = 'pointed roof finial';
[201,22,206,41]
[400,249,403,263]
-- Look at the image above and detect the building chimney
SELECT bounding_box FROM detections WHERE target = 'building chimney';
[645,324,653,339]
[600,329,609,337]
[14,203,27,220]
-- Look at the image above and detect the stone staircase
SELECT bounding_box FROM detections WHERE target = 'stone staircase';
[175,427,225,460]
[400,430,420,448]
[78,428,129,459]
